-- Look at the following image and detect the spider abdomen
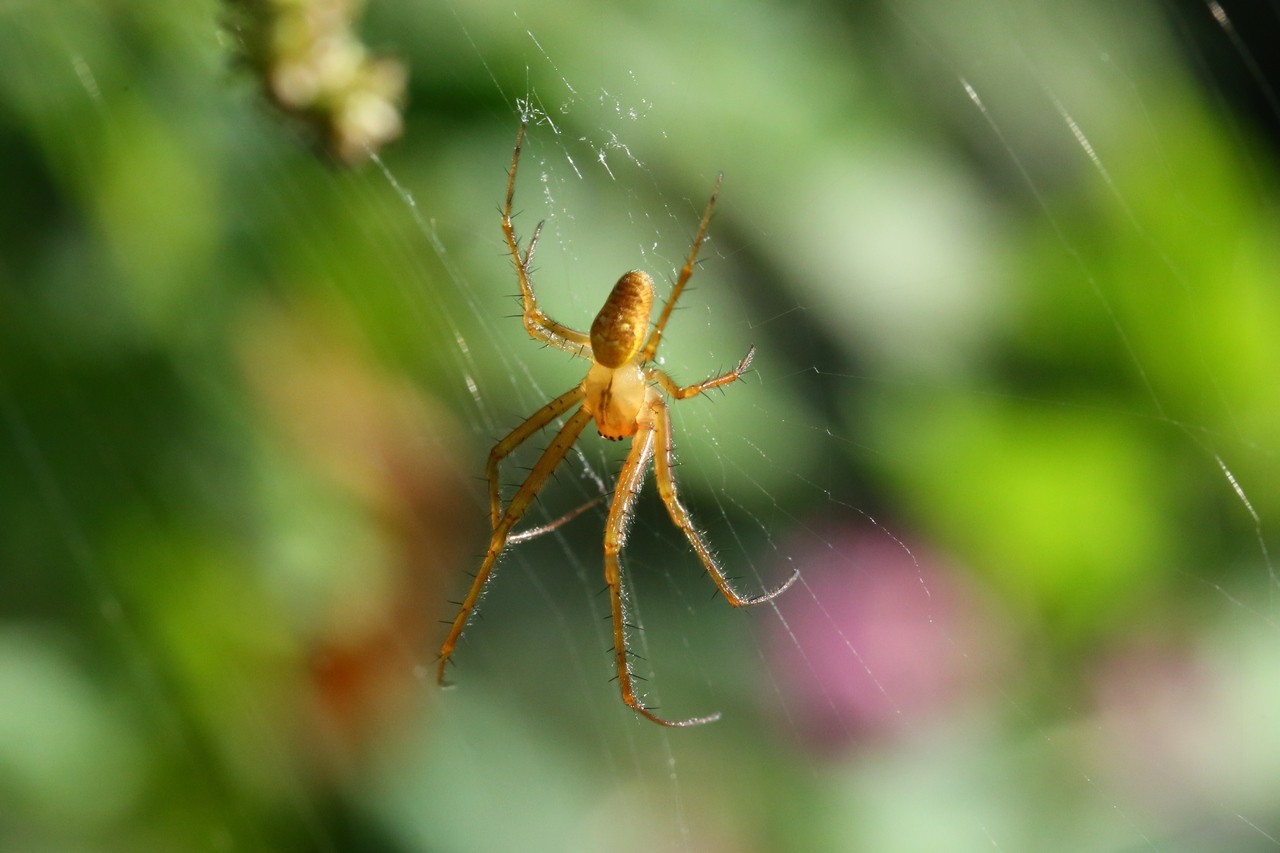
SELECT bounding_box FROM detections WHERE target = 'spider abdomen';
[590,270,655,368]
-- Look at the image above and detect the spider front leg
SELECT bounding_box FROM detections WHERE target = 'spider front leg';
[605,418,722,727]
[437,405,593,685]
[485,385,585,531]
[493,385,602,546]
[650,396,800,607]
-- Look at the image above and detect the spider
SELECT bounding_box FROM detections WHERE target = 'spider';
[435,120,799,727]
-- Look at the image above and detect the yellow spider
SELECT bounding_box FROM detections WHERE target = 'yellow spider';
[436,120,799,727]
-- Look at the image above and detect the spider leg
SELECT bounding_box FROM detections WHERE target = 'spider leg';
[502,121,593,357]
[650,397,799,606]
[650,345,755,401]
[486,385,586,530]
[522,219,542,270]
[640,172,723,363]
[437,405,594,685]
[605,418,722,727]
[508,495,604,545]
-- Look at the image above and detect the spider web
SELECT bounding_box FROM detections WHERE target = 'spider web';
[2,0,1279,850]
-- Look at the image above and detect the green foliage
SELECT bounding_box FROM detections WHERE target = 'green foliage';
[2,0,1278,849]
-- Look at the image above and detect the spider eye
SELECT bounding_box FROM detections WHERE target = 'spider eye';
[590,271,654,368]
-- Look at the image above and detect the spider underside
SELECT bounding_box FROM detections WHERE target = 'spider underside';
[435,119,799,727]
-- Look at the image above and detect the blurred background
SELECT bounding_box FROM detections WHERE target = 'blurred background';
[3,0,1279,850]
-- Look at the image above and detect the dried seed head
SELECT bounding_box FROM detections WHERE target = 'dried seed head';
[590,271,654,368]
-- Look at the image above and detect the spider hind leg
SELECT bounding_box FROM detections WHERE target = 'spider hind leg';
[640,172,723,363]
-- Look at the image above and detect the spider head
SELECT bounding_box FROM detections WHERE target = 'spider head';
[590,270,654,368]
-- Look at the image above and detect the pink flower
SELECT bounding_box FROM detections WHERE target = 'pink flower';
[766,523,1008,752]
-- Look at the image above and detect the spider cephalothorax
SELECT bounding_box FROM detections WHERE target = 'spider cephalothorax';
[435,119,798,727]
